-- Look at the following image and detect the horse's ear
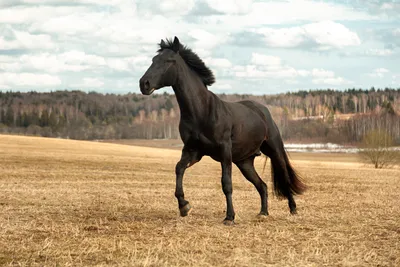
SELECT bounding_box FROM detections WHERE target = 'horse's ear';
[160,39,166,46]
[172,36,180,53]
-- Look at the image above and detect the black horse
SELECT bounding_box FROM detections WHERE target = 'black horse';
[139,37,306,225]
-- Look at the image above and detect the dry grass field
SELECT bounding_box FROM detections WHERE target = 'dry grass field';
[0,134,399,266]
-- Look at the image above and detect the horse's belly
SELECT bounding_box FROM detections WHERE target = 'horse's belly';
[183,125,266,162]
[231,137,264,162]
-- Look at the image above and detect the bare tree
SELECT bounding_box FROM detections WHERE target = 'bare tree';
[358,129,400,169]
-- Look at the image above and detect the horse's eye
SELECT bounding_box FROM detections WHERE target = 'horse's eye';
[166,59,176,63]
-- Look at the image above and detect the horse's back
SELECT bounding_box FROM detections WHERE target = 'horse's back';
[235,100,281,139]
[235,100,272,122]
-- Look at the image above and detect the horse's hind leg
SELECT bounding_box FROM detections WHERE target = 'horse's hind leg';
[261,140,297,214]
[235,156,268,216]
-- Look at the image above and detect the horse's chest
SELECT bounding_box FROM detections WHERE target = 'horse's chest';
[183,130,220,154]
[190,131,215,148]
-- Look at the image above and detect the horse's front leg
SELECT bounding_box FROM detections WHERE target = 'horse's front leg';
[220,143,235,225]
[175,148,201,217]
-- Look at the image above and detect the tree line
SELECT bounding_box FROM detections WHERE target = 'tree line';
[0,88,399,144]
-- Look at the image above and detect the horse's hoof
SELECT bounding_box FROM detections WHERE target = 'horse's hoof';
[179,203,192,217]
[256,212,269,219]
[223,219,235,226]
[290,209,297,215]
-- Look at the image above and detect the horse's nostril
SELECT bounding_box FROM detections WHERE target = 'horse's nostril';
[144,80,150,90]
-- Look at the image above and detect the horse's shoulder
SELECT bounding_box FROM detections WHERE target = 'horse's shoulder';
[235,100,263,111]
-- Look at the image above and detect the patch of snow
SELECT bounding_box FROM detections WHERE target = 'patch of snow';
[284,143,400,153]
[284,143,358,153]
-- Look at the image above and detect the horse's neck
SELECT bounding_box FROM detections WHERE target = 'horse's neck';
[172,69,212,122]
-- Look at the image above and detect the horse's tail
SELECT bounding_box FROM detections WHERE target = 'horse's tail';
[269,142,307,198]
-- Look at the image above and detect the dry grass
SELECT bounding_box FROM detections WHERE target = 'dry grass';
[0,135,399,267]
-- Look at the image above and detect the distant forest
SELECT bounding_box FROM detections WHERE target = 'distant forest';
[0,88,399,145]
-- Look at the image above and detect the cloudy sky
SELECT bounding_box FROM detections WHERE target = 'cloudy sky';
[0,0,399,95]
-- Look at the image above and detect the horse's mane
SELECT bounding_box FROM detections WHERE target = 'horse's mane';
[158,38,215,86]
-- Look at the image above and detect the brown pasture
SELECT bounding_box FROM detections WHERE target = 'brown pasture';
[0,135,399,266]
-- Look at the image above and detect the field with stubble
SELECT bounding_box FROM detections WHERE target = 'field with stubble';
[0,135,399,267]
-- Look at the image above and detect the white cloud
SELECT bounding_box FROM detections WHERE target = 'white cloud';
[8,52,105,73]
[231,53,292,79]
[312,77,352,86]
[106,58,131,72]
[235,64,299,79]
[297,70,311,77]
[0,0,136,8]
[376,68,389,73]
[367,68,390,78]
[71,77,104,88]
[250,53,282,66]
[137,0,194,16]
[365,49,394,56]
[199,0,374,27]
[0,5,90,24]
[0,26,56,51]
[205,0,253,14]
[0,52,152,75]
[304,21,361,49]
[234,55,301,79]
[187,29,228,50]
[392,74,400,85]
[233,53,352,86]
[203,58,231,69]
[29,13,102,36]
[62,51,106,66]
[340,48,396,57]
[380,2,400,12]
[311,68,335,79]
[0,55,20,72]
[158,0,195,15]
[213,83,232,90]
[380,3,392,10]
[285,80,300,85]
[0,0,108,5]
[24,3,180,47]
[0,72,61,88]
[251,21,361,49]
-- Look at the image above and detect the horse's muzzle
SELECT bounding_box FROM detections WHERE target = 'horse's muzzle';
[139,78,155,95]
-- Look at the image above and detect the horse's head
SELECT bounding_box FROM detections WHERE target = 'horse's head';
[139,36,182,95]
